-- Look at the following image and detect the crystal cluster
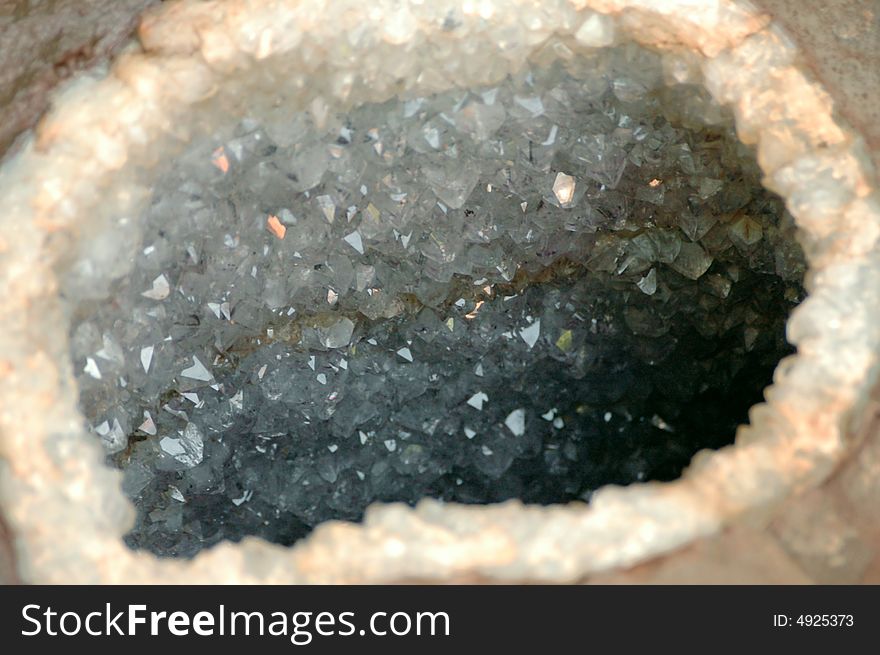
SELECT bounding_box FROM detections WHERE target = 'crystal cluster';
[68,48,805,557]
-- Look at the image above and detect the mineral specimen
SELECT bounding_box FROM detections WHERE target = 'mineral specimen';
[67,51,805,558]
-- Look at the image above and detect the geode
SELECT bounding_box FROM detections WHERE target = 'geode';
[68,54,806,558]
[0,0,878,584]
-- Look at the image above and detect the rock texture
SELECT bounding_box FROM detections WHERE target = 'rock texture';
[0,0,157,159]
[0,0,878,583]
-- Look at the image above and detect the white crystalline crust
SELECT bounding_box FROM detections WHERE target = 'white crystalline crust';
[0,0,877,583]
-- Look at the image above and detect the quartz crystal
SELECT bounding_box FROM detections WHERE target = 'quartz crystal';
[68,53,805,558]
